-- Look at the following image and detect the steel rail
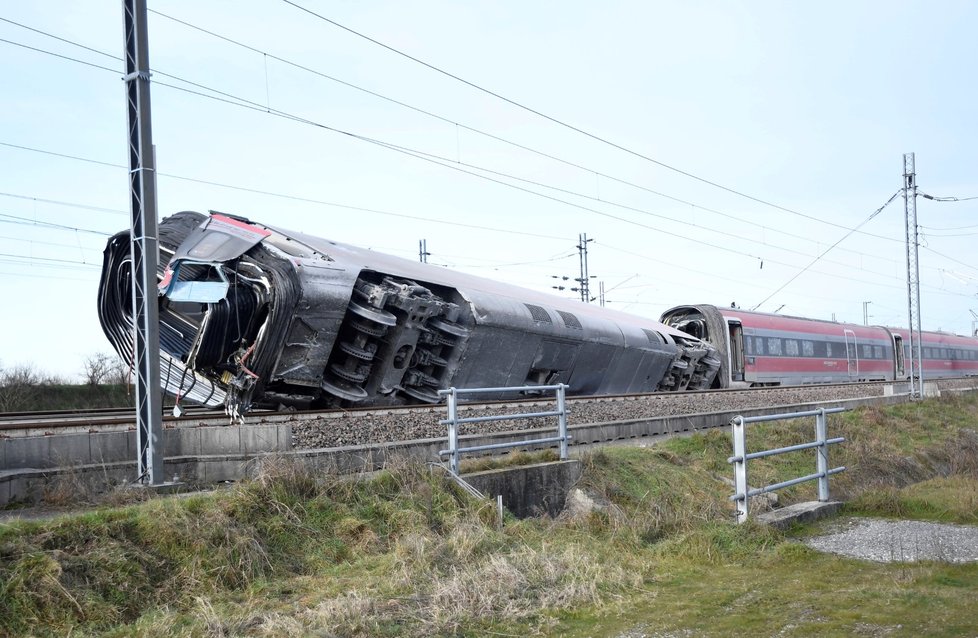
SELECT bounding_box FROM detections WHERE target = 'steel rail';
[0,377,969,434]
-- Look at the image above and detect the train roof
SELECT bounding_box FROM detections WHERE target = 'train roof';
[664,304,978,341]
[258,219,700,342]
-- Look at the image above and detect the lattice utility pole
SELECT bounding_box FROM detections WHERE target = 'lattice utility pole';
[418,239,429,263]
[123,0,164,484]
[903,153,924,399]
[577,233,594,303]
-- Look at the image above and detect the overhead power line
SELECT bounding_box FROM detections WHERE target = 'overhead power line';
[0,211,113,236]
[0,269,93,282]
[0,19,910,278]
[920,224,978,232]
[279,0,883,232]
[922,246,978,276]
[144,9,903,251]
[4,12,905,256]
[0,191,128,216]
[919,192,978,202]
[363,137,908,278]
[0,251,100,268]
[0,141,567,242]
[750,190,903,311]
[0,28,965,294]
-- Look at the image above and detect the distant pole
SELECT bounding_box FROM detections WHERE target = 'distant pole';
[418,239,429,263]
[862,301,871,326]
[577,233,594,303]
[599,281,605,307]
[903,153,923,399]
[123,0,164,484]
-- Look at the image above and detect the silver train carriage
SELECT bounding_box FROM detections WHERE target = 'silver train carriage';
[98,211,721,415]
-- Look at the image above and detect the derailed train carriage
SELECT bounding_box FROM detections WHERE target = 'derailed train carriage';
[98,211,721,415]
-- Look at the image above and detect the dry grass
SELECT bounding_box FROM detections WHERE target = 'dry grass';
[3,393,978,637]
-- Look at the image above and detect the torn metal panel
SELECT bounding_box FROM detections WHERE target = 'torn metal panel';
[98,211,720,417]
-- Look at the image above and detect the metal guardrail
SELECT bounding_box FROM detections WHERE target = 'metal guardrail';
[437,384,571,473]
[729,407,847,523]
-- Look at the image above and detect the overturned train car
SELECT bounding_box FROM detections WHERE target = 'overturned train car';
[98,211,720,415]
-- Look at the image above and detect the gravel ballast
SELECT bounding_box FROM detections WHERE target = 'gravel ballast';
[290,383,889,449]
[806,517,978,563]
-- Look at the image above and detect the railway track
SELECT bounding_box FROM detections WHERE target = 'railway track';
[3,378,976,510]
[6,379,974,441]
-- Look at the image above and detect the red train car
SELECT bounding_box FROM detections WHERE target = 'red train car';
[660,304,978,389]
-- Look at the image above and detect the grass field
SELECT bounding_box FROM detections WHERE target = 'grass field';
[2,392,977,636]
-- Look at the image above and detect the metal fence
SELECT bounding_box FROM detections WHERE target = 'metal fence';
[438,384,571,473]
[729,407,847,523]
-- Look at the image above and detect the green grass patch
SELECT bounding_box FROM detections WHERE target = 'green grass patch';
[2,393,978,636]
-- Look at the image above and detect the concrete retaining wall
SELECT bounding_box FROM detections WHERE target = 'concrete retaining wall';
[0,393,910,506]
[463,460,583,518]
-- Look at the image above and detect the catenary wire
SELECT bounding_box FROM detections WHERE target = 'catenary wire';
[145,9,904,250]
[279,0,897,235]
[1,14,907,267]
[0,33,965,296]
[750,190,902,311]
[0,23,909,275]
[0,142,568,242]
[919,191,978,202]
[0,191,128,216]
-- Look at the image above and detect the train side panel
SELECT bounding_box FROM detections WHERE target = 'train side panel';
[98,212,721,414]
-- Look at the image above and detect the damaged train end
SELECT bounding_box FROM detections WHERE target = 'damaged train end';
[98,211,720,417]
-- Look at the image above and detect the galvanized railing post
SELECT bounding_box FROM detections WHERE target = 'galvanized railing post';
[732,416,749,524]
[437,384,575,470]
[816,408,830,501]
[728,408,846,523]
[446,387,459,474]
[557,383,569,461]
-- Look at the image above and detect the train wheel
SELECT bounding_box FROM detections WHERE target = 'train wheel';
[347,300,397,326]
[400,384,440,403]
[322,377,368,401]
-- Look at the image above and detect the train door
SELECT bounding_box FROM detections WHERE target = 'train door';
[893,334,905,379]
[727,319,745,382]
[844,329,858,378]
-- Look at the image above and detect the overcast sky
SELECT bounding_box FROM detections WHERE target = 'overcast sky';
[1,0,976,380]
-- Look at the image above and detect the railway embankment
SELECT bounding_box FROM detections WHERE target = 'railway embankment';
[1,390,977,636]
[0,382,912,506]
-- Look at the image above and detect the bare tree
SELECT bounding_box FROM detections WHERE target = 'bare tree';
[0,363,42,412]
[83,352,118,387]
[109,356,131,387]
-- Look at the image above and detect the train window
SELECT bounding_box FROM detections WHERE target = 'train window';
[767,338,782,356]
[874,345,883,359]
[745,336,754,355]
[825,342,833,357]
[862,344,872,359]
[942,348,948,359]
[785,340,799,356]
[802,340,814,357]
